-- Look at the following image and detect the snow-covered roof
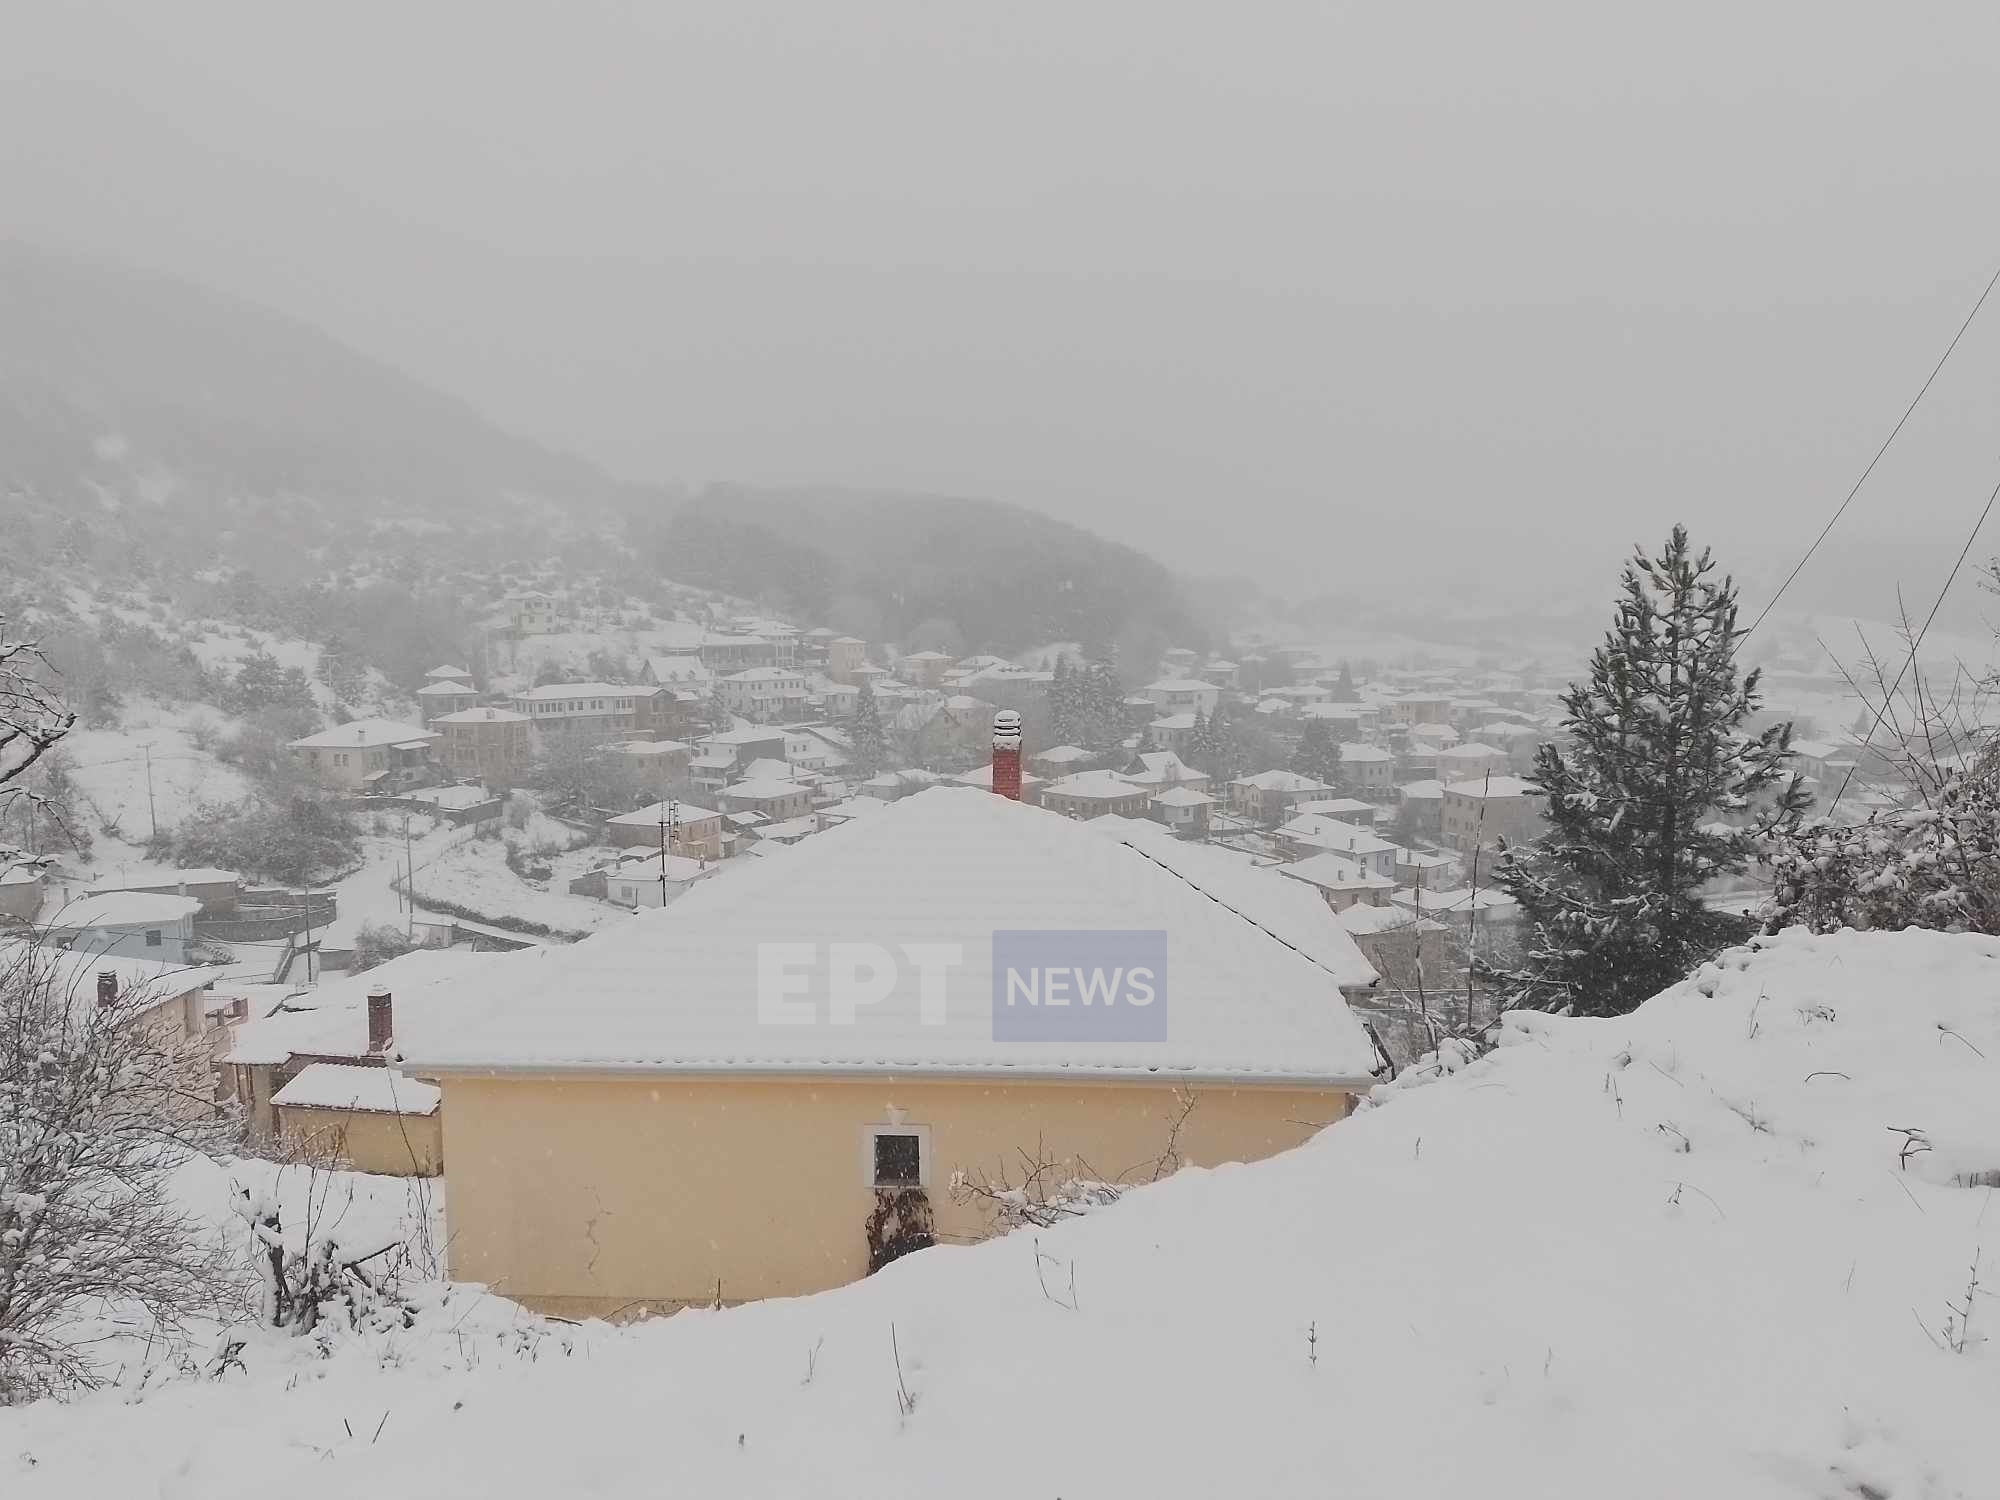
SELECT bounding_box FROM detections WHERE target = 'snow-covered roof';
[1151,786,1216,806]
[1443,776,1537,798]
[1336,902,1441,936]
[289,718,436,750]
[405,789,1382,1084]
[1439,741,1506,759]
[416,680,479,697]
[271,1063,440,1117]
[607,800,721,829]
[1278,854,1397,893]
[724,666,802,683]
[1034,744,1095,764]
[1043,770,1150,801]
[607,739,692,758]
[1231,770,1330,793]
[1090,820,1377,990]
[511,682,648,702]
[1399,779,1446,800]
[1390,886,1519,917]
[1293,798,1376,821]
[721,777,812,802]
[1279,815,1396,856]
[0,940,211,1012]
[89,865,240,890]
[433,707,529,724]
[1145,678,1216,693]
[424,664,473,680]
[1338,744,1392,763]
[226,950,499,1066]
[644,656,710,682]
[47,891,201,928]
[1149,714,1197,731]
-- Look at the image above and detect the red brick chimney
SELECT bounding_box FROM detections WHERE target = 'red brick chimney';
[991,710,1022,801]
[367,986,393,1054]
[96,970,118,1007]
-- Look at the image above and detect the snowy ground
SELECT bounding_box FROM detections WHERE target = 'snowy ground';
[58,704,254,859]
[410,835,623,935]
[5,927,1997,1496]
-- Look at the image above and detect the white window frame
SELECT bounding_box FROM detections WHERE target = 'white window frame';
[861,1122,931,1190]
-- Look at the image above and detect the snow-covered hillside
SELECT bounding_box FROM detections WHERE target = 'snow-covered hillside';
[8,928,1998,1497]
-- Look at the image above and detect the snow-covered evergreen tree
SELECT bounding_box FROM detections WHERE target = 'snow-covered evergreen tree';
[1494,527,1809,1016]
[1290,716,1341,786]
[1081,661,1124,752]
[1048,659,1083,746]
[851,680,887,778]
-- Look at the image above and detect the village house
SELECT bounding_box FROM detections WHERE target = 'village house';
[424,664,475,685]
[1147,712,1199,754]
[1336,902,1452,979]
[223,951,490,1173]
[1386,693,1453,727]
[826,636,869,684]
[1119,750,1208,796]
[415,679,481,724]
[8,943,226,1107]
[641,656,712,692]
[1278,851,1398,912]
[605,800,726,859]
[1151,784,1216,836]
[398,787,1383,1315]
[1031,744,1096,775]
[1440,775,1544,854]
[1276,815,1398,880]
[288,719,438,792]
[85,865,241,915]
[602,738,695,792]
[1039,769,1154,820]
[1436,741,1513,785]
[697,631,796,673]
[1227,769,1333,823]
[716,777,815,823]
[432,707,535,784]
[510,683,674,748]
[505,591,557,635]
[1396,779,1446,836]
[718,666,809,722]
[1338,742,1396,794]
[43,890,201,964]
[599,850,718,909]
[1292,796,1380,828]
[897,694,1001,768]
[896,649,957,688]
[0,859,48,923]
[1143,677,1222,718]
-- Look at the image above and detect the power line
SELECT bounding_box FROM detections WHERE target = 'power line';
[1827,466,2000,814]
[1745,257,2000,638]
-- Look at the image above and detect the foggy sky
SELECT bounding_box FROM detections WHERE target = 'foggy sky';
[8,1,2000,618]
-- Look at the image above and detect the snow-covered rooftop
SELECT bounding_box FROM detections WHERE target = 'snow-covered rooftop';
[47,891,201,927]
[289,718,435,750]
[1278,853,1397,893]
[226,949,499,1067]
[1043,770,1150,801]
[607,800,722,829]
[404,789,1382,1083]
[271,1063,440,1117]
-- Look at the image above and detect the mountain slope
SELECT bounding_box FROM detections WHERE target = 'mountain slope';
[0,239,618,516]
[643,483,1211,658]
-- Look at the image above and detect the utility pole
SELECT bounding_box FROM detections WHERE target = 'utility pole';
[657,797,678,907]
[403,810,416,940]
[143,743,158,841]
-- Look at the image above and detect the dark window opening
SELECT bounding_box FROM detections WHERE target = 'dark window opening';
[873,1131,921,1188]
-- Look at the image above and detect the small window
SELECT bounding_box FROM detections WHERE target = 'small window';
[868,1127,926,1189]
[145,929,162,947]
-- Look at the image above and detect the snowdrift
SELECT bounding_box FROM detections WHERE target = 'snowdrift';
[9,928,1998,1498]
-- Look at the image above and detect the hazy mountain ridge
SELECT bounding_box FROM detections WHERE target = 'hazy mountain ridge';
[643,483,1212,658]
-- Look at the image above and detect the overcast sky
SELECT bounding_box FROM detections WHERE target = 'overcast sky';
[8,1,2000,616]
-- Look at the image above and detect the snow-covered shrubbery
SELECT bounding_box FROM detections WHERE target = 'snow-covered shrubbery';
[1768,745,2000,936]
[0,947,228,1403]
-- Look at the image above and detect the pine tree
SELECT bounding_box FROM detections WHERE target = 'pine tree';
[1334,662,1357,700]
[1290,716,1341,786]
[1048,659,1083,747]
[851,680,887,778]
[1494,527,1810,1016]
[1082,661,1124,752]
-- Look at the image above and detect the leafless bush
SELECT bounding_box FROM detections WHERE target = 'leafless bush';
[0,945,230,1402]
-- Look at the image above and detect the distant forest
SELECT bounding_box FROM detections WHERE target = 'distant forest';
[638,485,1210,662]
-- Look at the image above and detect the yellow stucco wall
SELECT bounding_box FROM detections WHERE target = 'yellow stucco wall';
[438,1073,1351,1316]
[274,1105,444,1177]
